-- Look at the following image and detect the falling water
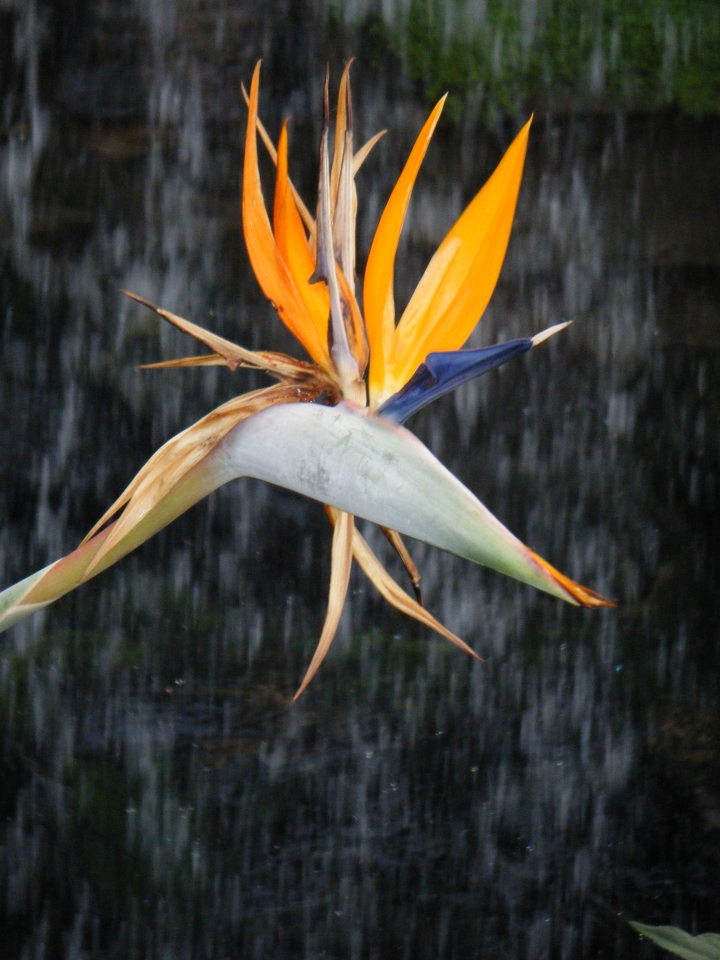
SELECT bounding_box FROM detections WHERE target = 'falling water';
[1,1,719,957]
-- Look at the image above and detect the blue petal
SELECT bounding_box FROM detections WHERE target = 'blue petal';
[378,339,532,423]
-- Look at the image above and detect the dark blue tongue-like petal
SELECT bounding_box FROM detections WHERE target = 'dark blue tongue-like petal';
[378,338,532,423]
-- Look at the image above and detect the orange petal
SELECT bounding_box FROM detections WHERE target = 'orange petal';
[388,118,532,400]
[242,62,329,367]
[273,121,331,358]
[293,510,354,699]
[274,124,368,379]
[363,95,447,406]
[240,81,315,236]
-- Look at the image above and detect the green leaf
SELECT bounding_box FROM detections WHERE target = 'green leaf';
[631,923,720,960]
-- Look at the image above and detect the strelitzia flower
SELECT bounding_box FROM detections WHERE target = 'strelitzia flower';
[0,62,613,697]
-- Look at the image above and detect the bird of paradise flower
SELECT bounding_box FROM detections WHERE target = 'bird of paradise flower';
[0,62,614,698]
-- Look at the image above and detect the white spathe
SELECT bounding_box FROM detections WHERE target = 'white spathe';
[0,400,579,635]
[216,402,576,603]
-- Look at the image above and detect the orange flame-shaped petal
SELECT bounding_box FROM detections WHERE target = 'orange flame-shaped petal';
[389,118,532,399]
[243,62,329,368]
[273,113,368,381]
[273,120,331,359]
[364,95,447,406]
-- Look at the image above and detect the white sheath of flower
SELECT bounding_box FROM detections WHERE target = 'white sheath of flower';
[215,402,577,603]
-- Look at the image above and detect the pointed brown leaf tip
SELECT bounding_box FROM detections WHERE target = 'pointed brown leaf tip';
[381,527,423,606]
[323,64,330,128]
[120,289,159,312]
[331,62,357,292]
[293,509,354,699]
[352,130,386,176]
[309,123,332,288]
[330,59,352,215]
[325,506,483,664]
[124,290,328,385]
[346,69,354,134]
[308,73,363,399]
[333,132,355,290]
[138,354,228,370]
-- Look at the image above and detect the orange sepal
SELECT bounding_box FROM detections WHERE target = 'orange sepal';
[273,120,331,365]
[528,548,616,608]
[243,62,328,367]
[363,95,447,406]
[273,121,368,377]
[389,117,532,400]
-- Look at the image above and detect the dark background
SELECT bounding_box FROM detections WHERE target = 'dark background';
[1,1,719,957]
